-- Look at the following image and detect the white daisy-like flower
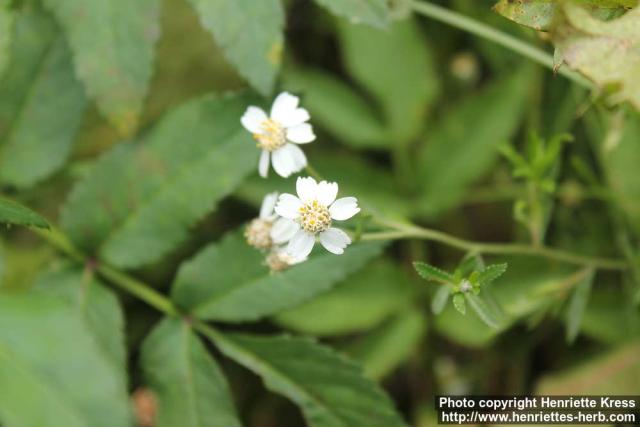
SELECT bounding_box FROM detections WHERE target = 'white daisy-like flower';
[273,176,360,258]
[241,92,315,178]
[245,192,304,250]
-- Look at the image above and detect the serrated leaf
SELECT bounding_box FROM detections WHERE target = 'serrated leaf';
[552,2,640,111]
[413,261,454,284]
[187,0,284,95]
[0,0,13,79]
[283,65,387,149]
[493,0,635,31]
[431,285,451,315]
[338,17,439,144]
[0,289,131,427]
[347,309,426,380]
[172,230,385,322]
[477,263,508,286]
[417,67,531,216]
[315,0,389,28]
[61,92,257,268]
[452,293,466,315]
[0,197,48,229]
[565,269,595,343]
[274,259,413,336]
[141,319,241,427]
[465,293,505,329]
[43,0,160,135]
[202,330,409,427]
[0,29,86,188]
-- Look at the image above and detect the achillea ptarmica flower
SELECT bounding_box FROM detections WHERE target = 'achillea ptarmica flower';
[241,92,315,178]
[274,177,360,258]
[245,192,303,250]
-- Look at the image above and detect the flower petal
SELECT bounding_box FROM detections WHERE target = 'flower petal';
[329,197,360,221]
[275,194,302,219]
[296,176,318,202]
[272,146,295,178]
[287,123,315,144]
[271,218,300,244]
[282,143,307,173]
[316,181,338,206]
[241,106,268,133]
[319,228,351,255]
[258,150,270,178]
[271,92,299,123]
[280,107,310,128]
[286,229,315,259]
[260,192,278,219]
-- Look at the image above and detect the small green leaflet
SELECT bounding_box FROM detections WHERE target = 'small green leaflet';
[413,261,454,284]
[476,263,508,286]
[565,269,595,343]
[0,198,48,229]
[452,293,466,315]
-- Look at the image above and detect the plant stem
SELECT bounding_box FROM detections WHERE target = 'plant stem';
[34,226,178,316]
[410,1,591,88]
[361,220,628,271]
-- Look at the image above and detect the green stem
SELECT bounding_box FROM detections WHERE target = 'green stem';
[304,164,323,181]
[362,220,628,271]
[410,1,591,88]
[35,226,178,316]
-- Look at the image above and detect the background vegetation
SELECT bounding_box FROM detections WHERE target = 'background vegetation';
[0,0,639,426]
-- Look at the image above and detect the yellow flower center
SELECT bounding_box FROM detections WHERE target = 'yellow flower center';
[299,200,331,234]
[253,119,286,151]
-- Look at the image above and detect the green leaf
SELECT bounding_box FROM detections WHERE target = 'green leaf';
[603,115,640,234]
[417,67,531,216]
[34,266,127,373]
[552,2,640,111]
[476,263,508,286]
[202,330,409,427]
[0,197,48,229]
[452,293,466,314]
[43,0,160,135]
[314,0,389,29]
[565,269,595,343]
[0,0,13,79]
[413,261,454,284]
[465,293,505,329]
[186,0,284,95]
[282,65,387,149]
[172,230,385,322]
[347,309,426,380]
[494,0,636,31]
[0,289,131,427]
[536,342,640,394]
[61,92,257,268]
[274,259,414,336]
[338,17,439,143]
[431,285,451,315]
[0,33,86,188]
[141,319,241,427]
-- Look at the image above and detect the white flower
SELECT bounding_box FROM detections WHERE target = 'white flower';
[265,246,307,272]
[245,192,305,250]
[273,176,360,258]
[241,92,315,178]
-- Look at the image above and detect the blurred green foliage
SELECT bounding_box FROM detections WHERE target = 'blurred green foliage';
[0,0,639,426]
